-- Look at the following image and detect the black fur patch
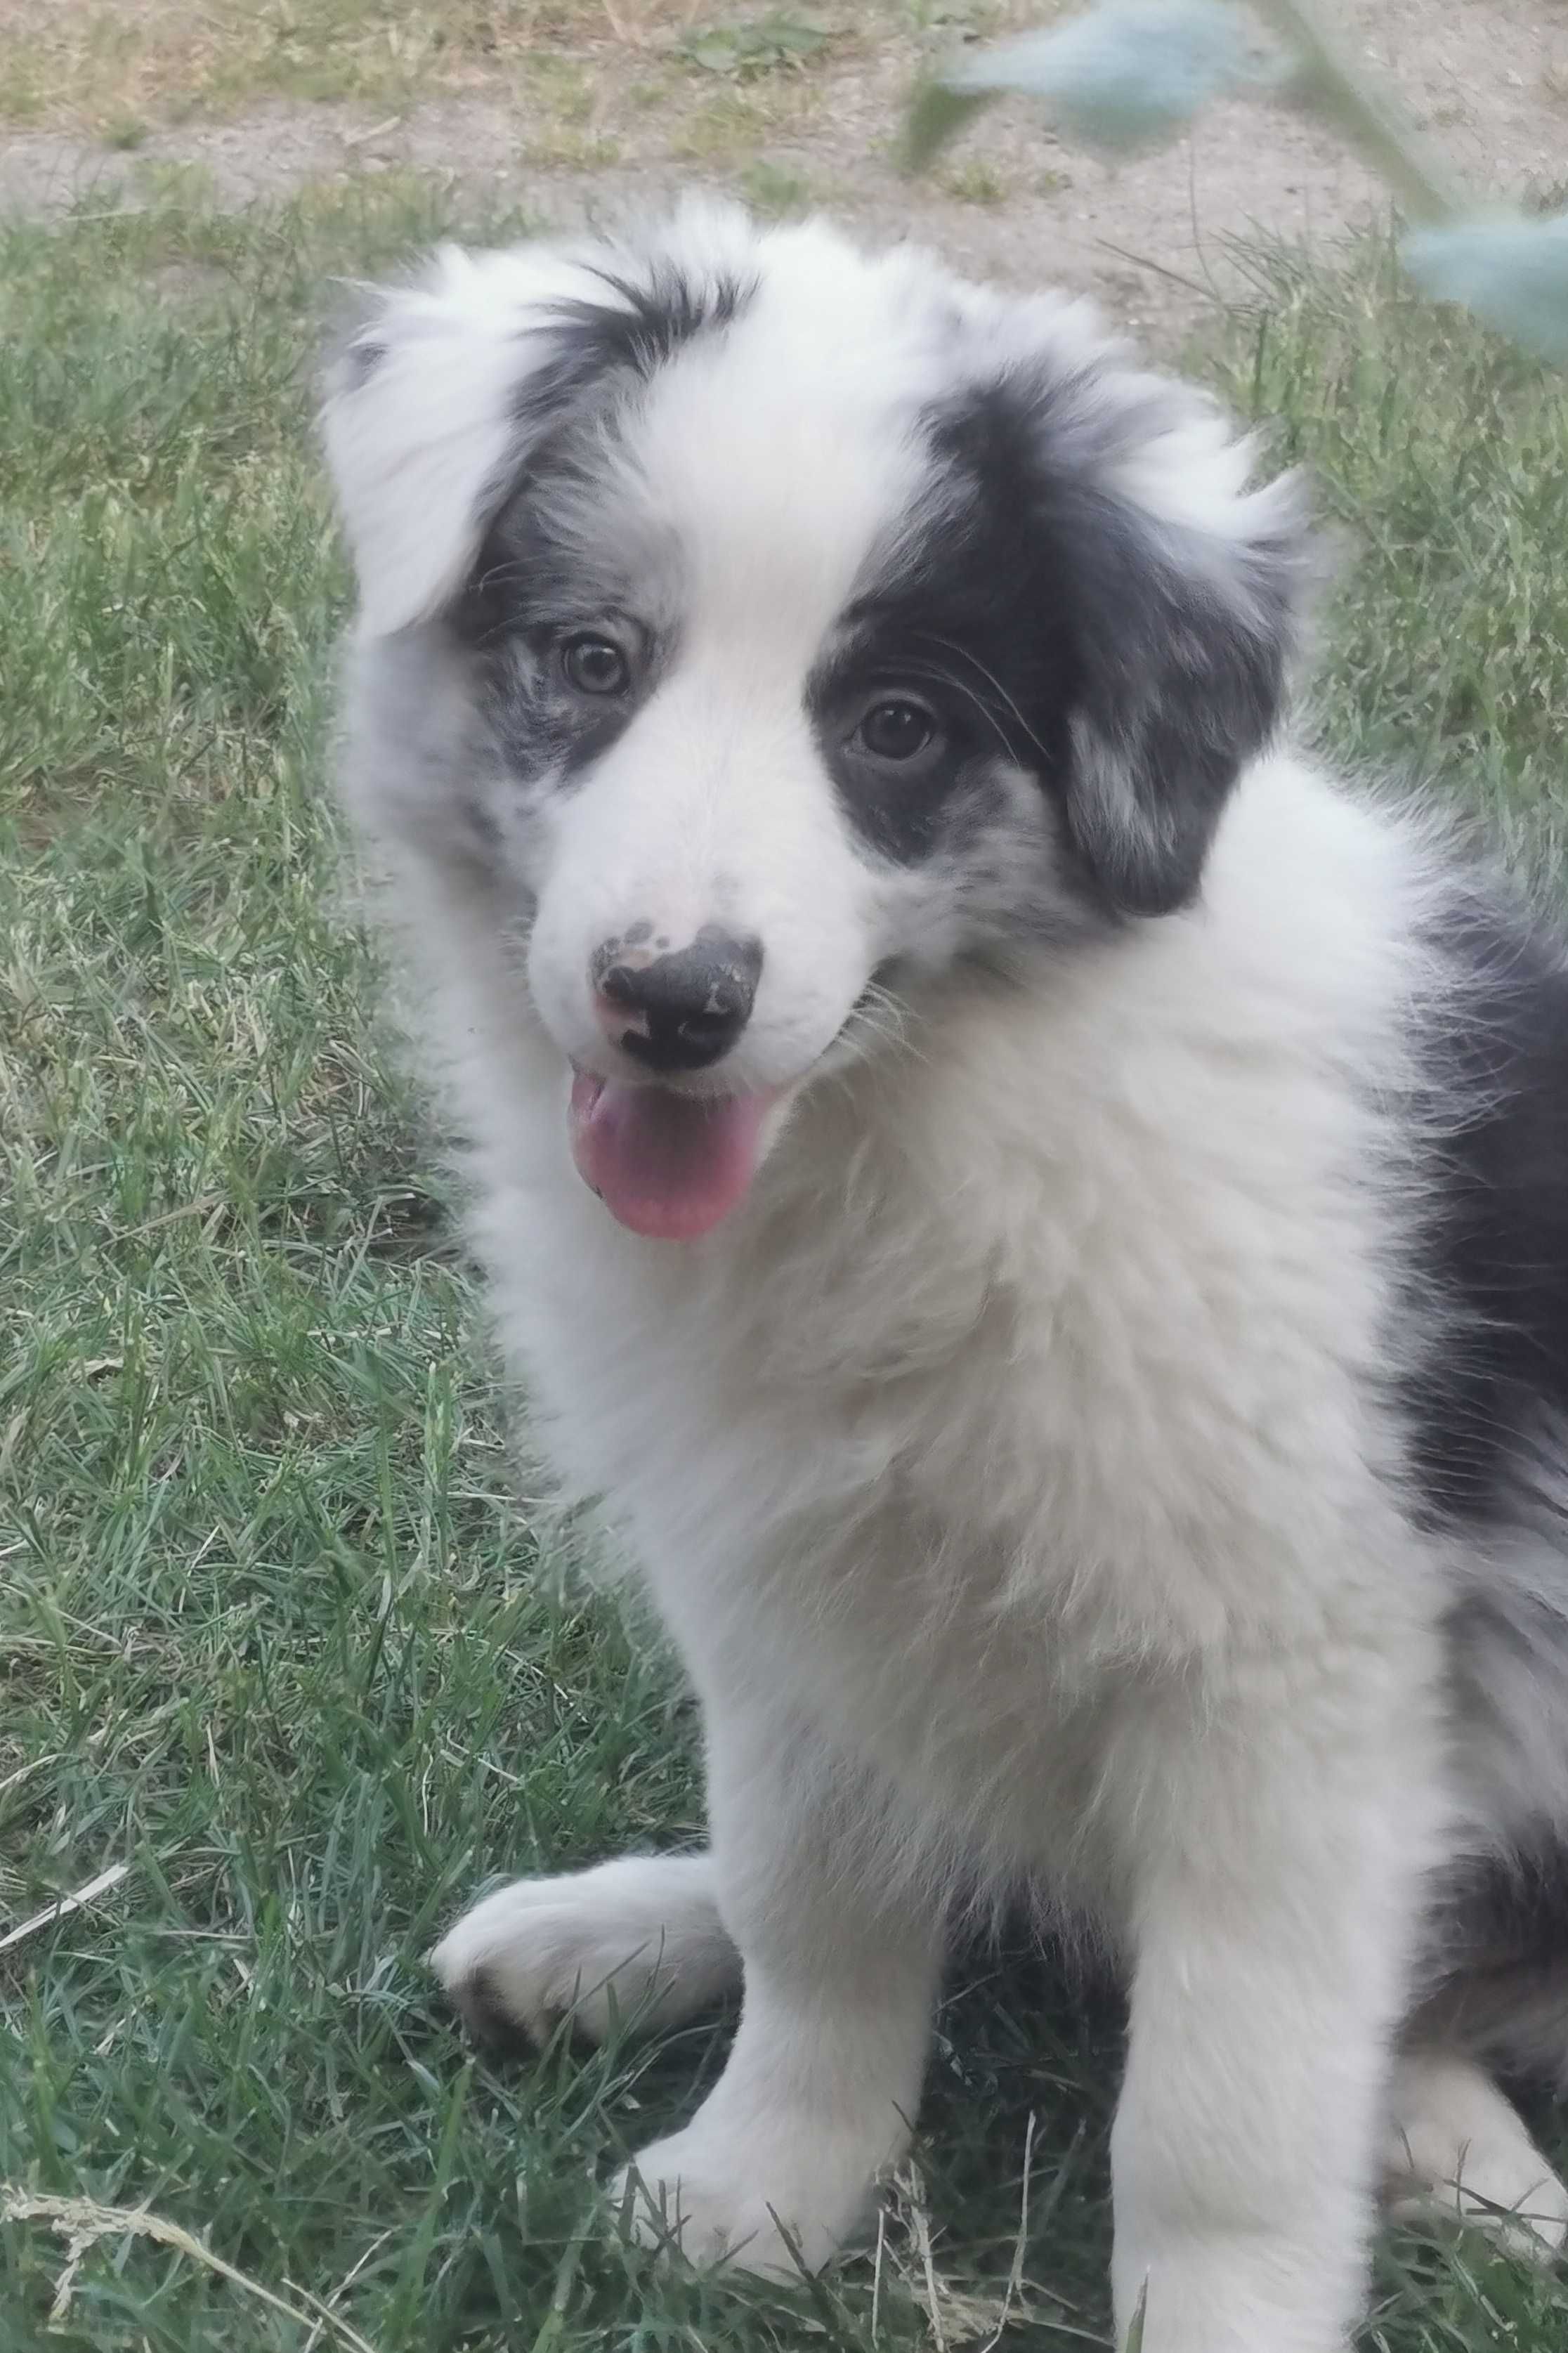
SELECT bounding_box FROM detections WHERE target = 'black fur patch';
[820,375,1302,910]
[446,260,753,786]
[457,261,752,637]
[575,260,752,372]
[1410,887,1568,1523]
[509,261,754,446]
[1416,1837,1568,2085]
[1047,493,1298,918]
[808,389,1078,869]
[454,615,660,794]
[446,1963,541,2054]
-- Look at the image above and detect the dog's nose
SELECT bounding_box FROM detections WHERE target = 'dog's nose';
[592,926,763,1074]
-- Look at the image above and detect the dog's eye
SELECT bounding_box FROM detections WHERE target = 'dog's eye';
[854,698,938,762]
[560,634,630,696]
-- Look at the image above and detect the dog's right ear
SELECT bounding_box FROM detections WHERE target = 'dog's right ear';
[320,244,618,639]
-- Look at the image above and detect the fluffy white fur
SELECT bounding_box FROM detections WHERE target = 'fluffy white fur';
[323,201,1568,2351]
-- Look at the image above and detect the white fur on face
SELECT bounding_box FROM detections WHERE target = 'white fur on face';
[522,655,886,1094]
[325,198,1302,1103]
[508,249,947,1087]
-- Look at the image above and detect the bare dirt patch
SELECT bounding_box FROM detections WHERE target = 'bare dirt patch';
[3,1,1566,340]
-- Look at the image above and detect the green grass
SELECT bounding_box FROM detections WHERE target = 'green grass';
[3,178,1568,2352]
[1203,231,1568,882]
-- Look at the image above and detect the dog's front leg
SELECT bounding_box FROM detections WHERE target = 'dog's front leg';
[615,1695,941,2277]
[1107,1646,1443,2353]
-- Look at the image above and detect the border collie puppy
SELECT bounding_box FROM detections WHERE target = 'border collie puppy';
[323,200,1568,2352]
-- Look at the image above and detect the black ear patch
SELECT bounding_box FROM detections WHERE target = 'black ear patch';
[450,261,755,641]
[920,375,1310,920]
[1054,483,1306,917]
[511,261,754,446]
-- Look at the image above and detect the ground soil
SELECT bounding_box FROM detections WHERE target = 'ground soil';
[1,2,1565,341]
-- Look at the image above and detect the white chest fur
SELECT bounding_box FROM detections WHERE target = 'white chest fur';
[452,763,1438,1886]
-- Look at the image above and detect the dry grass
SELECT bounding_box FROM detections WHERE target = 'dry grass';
[0,0,647,126]
[0,0,886,133]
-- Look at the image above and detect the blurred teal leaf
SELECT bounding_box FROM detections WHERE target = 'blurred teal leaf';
[1402,213,1568,363]
[923,1,1262,162]
[903,0,1561,376]
[1253,0,1460,222]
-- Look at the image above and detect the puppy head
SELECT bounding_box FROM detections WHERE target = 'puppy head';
[325,199,1309,1239]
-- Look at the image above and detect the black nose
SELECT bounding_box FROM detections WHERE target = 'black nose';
[592,926,763,1074]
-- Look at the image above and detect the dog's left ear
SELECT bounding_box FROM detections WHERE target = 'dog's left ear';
[321,242,629,639]
[322,251,525,637]
[1047,415,1312,918]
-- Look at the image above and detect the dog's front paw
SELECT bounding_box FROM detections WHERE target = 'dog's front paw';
[1385,2053,1568,2265]
[1387,2125,1568,2262]
[611,2118,875,2279]
[430,1853,736,2049]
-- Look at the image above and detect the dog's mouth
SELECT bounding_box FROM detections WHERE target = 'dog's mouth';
[568,977,893,1242]
[568,1070,780,1242]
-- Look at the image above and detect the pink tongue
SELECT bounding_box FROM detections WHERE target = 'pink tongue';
[570,1072,770,1240]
